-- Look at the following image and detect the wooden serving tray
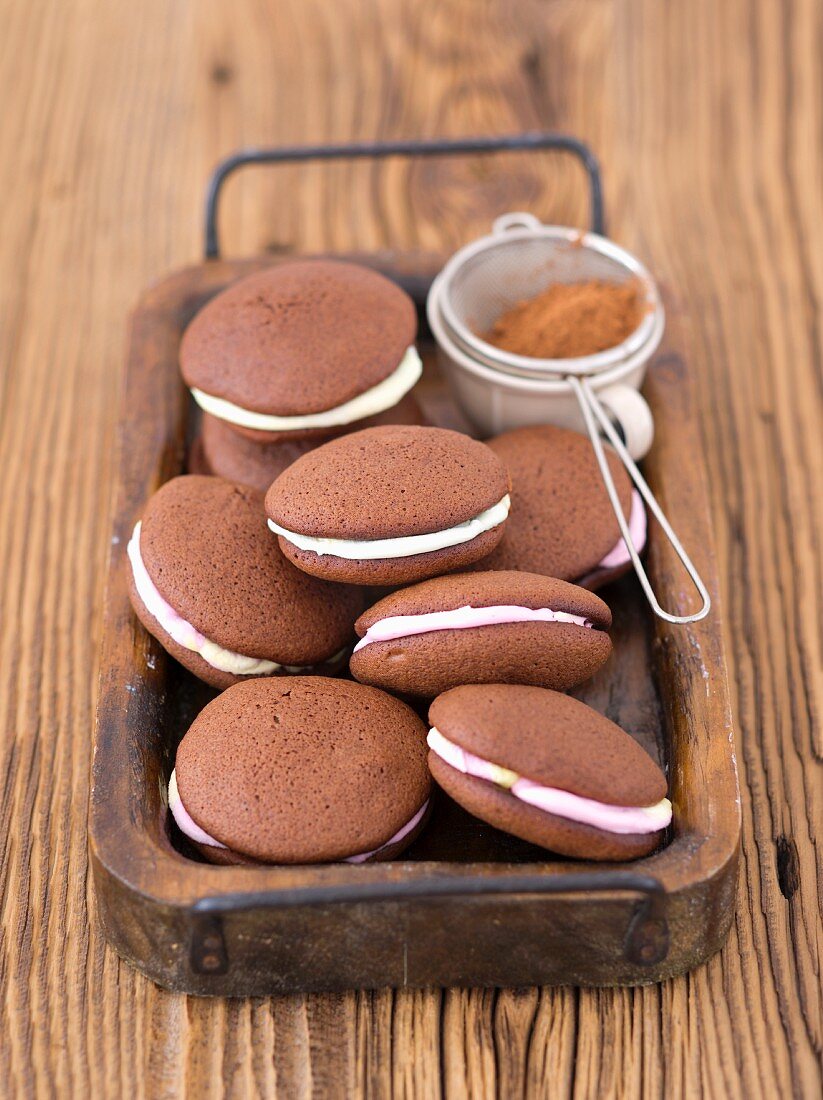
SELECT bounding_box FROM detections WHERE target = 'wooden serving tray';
[91,253,740,995]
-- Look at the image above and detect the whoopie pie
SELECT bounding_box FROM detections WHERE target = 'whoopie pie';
[427,685,671,861]
[192,392,426,492]
[350,571,612,697]
[180,260,422,443]
[475,425,646,588]
[265,425,511,586]
[169,678,432,865]
[127,475,363,688]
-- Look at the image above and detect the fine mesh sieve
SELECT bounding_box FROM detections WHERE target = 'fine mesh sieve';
[431,213,710,626]
[439,213,661,377]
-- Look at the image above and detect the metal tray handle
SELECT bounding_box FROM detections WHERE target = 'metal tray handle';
[190,870,669,976]
[204,132,605,259]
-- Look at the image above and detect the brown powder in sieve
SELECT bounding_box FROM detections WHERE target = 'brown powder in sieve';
[484,278,646,359]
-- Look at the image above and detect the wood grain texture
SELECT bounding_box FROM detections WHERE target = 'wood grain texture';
[0,0,819,1096]
[90,258,736,994]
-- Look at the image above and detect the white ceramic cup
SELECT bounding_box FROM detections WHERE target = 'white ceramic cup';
[426,217,664,460]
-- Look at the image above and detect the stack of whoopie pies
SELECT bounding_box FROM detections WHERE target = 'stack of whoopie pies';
[127,259,670,868]
[182,260,427,485]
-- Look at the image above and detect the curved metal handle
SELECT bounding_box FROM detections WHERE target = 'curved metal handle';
[189,868,669,974]
[204,132,605,259]
[569,375,712,624]
[192,868,663,910]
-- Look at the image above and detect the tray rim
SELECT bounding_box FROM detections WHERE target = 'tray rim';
[90,253,741,991]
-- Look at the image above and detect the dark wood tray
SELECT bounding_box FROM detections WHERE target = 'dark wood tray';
[91,253,740,995]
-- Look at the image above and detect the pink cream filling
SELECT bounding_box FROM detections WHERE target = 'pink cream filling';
[168,769,429,862]
[127,521,326,675]
[354,604,593,652]
[169,770,225,847]
[128,522,211,654]
[427,728,671,835]
[597,490,647,570]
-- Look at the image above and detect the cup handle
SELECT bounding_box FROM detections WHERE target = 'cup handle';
[597,384,654,460]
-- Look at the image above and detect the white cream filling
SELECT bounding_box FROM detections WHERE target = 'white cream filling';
[191,345,423,432]
[128,521,344,675]
[353,604,593,652]
[268,495,511,560]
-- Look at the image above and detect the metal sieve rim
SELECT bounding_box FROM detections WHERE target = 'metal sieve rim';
[437,219,663,378]
[428,269,666,389]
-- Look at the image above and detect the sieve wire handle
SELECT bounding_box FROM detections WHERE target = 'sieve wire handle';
[568,375,711,625]
[204,133,605,259]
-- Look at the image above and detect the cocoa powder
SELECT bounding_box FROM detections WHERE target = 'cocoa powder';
[484,278,645,359]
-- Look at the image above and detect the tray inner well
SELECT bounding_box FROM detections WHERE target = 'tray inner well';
[154,339,668,868]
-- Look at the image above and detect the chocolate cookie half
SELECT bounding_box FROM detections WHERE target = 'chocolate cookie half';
[350,571,612,697]
[265,425,511,585]
[169,678,432,864]
[194,392,426,491]
[180,260,421,443]
[475,425,647,588]
[127,475,363,688]
[427,685,671,861]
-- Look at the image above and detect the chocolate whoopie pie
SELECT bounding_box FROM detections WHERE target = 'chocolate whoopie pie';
[475,425,647,589]
[265,425,511,586]
[350,571,612,697]
[169,678,432,865]
[180,260,421,443]
[427,685,671,861]
[193,392,427,491]
[127,475,363,689]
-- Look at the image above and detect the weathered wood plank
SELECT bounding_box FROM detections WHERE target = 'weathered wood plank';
[0,0,820,1096]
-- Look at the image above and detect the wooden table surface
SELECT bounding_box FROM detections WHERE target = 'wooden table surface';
[2,1,821,1096]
